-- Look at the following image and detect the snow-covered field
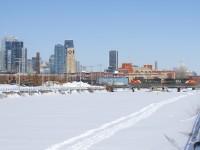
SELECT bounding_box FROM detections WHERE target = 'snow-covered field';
[0,86,200,150]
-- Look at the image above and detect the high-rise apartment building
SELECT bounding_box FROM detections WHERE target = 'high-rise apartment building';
[21,48,27,73]
[54,44,65,74]
[108,50,118,72]
[64,40,76,73]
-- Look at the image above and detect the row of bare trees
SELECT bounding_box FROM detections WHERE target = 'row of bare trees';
[0,74,72,86]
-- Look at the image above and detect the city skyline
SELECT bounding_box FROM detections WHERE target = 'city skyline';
[0,0,200,73]
[0,34,198,75]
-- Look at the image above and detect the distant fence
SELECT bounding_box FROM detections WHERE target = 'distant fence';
[0,86,105,94]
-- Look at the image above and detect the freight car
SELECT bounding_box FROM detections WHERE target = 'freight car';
[130,78,196,88]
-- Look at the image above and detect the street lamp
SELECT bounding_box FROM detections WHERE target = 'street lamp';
[97,64,103,78]
[88,66,95,85]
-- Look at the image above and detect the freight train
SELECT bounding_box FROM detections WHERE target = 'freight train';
[130,78,197,88]
[96,77,197,89]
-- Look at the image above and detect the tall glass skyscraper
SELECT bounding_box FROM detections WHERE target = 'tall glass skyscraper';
[1,36,18,71]
[54,44,65,74]
[0,36,28,73]
[5,38,23,73]
[108,50,118,72]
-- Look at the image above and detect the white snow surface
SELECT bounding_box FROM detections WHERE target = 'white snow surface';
[0,87,200,150]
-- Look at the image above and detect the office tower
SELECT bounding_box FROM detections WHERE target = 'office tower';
[35,52,40,74]
[5,37,23,73]
[32,57,36,71]
[0,36,16,70]
[49,55,54,74]
[108,50,118,72]
[54,44,65,74]
[64,40,76,73]
[21,48,27,74]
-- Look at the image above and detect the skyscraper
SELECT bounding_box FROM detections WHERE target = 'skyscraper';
[64,40,76,73]
[0,36,16,70]
[54,44,65,74]
[7,50,12,71]
[5,37,23,73]
[32,57,36,71]
[1,36,28,73]
[108,50,118,72]
[21,48,27,73]
[35,52,40,74]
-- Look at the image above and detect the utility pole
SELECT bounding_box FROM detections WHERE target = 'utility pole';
[79,67,82,87]
[66,72,68,83]
[42,67,44,88]
[97,64,103,78]
[48,66,50,86]
[86,66,95,85]
[15,58,23,87]
[19,61,21,86]
[40,62,45,88]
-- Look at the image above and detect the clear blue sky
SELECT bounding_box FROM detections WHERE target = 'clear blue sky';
[0,0,200,73]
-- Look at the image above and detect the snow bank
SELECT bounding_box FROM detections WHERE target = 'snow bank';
[44,81,92,88]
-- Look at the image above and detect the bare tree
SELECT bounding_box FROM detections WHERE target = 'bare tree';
[175,62,187,79]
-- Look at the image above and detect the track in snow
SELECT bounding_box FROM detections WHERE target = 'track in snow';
[45,93,192,150]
